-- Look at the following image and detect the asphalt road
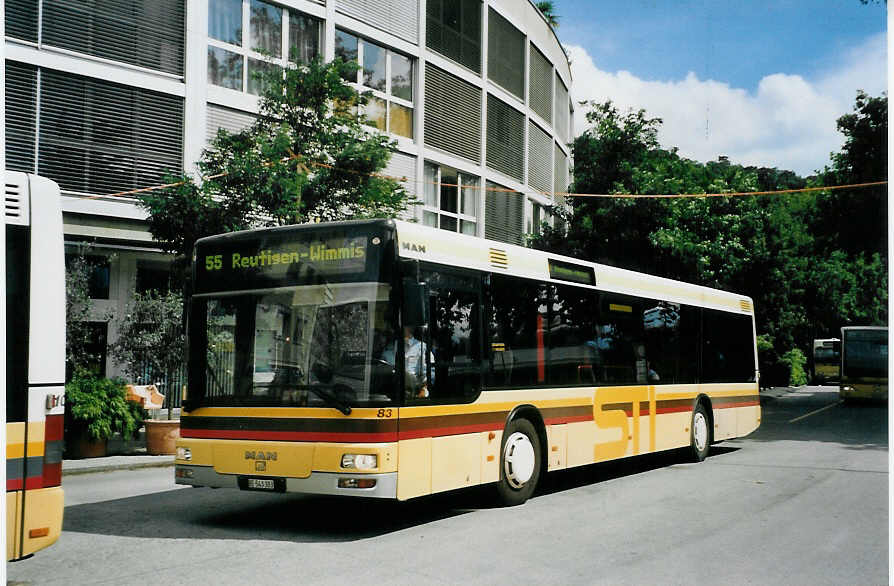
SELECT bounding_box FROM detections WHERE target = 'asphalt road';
[8,386,888,585]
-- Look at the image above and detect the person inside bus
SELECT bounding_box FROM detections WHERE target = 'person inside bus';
[382,326,434,399]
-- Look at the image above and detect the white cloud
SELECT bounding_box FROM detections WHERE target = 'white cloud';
[568,33,887,176]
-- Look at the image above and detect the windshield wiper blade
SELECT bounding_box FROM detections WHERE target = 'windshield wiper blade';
[306,385,352,416]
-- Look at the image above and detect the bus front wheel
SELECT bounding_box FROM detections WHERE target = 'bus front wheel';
[496,418,541,506]
[689,402,711,462]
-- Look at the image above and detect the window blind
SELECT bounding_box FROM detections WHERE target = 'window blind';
[486,94,524,182]
[528,44,552,125]
[5,0,38,42]
[554,73,569,143]
[5,61,38,174]
[528,121,551,194]
[427,0,482,73]
[424,63,482,163]
[37,69,184,196]
[42,0,185,76]
[206,104,257,144]
[484,181,524,246]
[487,8,524,100]
[336,0,418,44]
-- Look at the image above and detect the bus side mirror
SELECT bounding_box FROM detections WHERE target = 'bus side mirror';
[403,280,429,326]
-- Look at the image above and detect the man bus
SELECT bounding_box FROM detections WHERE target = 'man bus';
[811,338,840,384]
[6,171,66,560]
[175,219,760,505]
[840,326,888,401]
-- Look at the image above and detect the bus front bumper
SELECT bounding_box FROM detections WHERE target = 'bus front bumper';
[175,464,398,498]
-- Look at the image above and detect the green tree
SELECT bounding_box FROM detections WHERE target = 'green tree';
[814,91,887,256]
[536,1,560,28]
[534,96,887,386]
[109,290,185,419]
[138,57,415,277]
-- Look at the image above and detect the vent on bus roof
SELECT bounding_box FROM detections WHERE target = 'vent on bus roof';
[489,248,508,269]
[5,180,27,222]
[740,300,753,313]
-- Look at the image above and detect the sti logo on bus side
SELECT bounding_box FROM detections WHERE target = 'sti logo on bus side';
[245,451,277,461]
[402,242,426,253]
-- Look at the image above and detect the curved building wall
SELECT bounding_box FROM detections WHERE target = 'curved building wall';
[4,0,573,377]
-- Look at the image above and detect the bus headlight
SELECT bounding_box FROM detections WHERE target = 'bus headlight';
[341,454,377,469]
[176,447,192,461]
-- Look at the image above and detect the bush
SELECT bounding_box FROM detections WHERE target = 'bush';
[66,371,144,442]
[781,348,808,387]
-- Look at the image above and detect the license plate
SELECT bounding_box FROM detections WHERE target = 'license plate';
[246,478,275,490]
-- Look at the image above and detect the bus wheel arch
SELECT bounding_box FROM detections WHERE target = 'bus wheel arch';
[689,395,713,462]
[496,406,546,506]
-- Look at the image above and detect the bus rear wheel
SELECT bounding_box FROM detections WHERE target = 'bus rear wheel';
[496,418,541,506]
[689,402,711,462]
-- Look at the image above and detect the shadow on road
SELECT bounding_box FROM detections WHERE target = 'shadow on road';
[538,445,738,497]
[63,445,741,543]
[751,387,887,450]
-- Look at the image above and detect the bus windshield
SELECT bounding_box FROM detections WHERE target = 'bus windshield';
[843,330,888,379]
[187,222,399,409]
[194,283,397,408]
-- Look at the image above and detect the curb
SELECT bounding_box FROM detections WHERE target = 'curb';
[62,458,176,477]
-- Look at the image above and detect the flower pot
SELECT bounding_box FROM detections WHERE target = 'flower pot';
[145,419,180,455]
[67,435,108,459]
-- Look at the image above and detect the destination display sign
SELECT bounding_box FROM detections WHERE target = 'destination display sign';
[548,259,596,286]
[194,228,385,294]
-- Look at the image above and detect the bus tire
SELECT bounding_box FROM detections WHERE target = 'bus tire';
[496,418,541,506]
[689,402,711,462]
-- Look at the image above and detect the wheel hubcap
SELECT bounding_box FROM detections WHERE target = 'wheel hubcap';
[693,412,708,452]
[504,432,536,489]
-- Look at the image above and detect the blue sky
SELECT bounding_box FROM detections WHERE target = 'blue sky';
[553,0,887,176]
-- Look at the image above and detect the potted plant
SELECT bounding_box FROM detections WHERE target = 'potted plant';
[65,370,143,459]
[110,290,185,455]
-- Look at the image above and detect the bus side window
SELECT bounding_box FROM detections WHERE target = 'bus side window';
[421,267,482,403]
[487,275,547,388]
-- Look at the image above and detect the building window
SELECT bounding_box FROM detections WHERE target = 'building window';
[423,163,479,235]
[484,181,524,246]
[526,199,549,236]
[23,0,186,75]
[529,43,553,125]
[336,30,415,139]
[38,69,183,196]
[207,0,322,95]
[487,8,524,100]
[426,0,482,74]
[136,261,174,294]
[486,95,524,182]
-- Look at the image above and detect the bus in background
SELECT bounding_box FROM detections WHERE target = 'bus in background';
[6,171,66,560]
[811,338,840,384]
[840,326,888,401]
[175,220,760,505]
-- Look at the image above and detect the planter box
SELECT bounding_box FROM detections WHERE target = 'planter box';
[67,435,108,459]
[145,420,180,455]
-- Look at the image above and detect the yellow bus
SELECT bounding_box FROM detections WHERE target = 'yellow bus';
[840,326,888,401]
[175,220,760,505]
[6,172,66,560]
[811,338,840,384]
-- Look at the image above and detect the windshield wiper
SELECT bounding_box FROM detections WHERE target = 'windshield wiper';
[305,384,352,416]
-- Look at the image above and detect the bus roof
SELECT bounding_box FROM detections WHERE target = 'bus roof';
[393,220,754,316]
[191,218,755,315]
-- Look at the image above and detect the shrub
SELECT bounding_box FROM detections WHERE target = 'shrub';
[66,371,143,442]
[781,348,808,387]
